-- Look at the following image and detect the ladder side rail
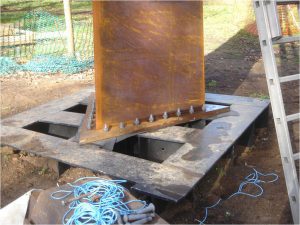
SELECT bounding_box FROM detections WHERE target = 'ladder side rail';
[254,1,299,223]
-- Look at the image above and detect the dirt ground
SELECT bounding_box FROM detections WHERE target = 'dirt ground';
[0,71,94,118]
[1,29,299,224]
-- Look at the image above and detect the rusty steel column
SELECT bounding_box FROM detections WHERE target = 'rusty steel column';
[82,1,210,142]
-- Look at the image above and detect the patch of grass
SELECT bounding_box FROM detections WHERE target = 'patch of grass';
[208,80,217,88]
[204,2,255,54]
[1,0,91,23]
[225,211,232,218]
[2,154,10,162]
[250,92,269,100]
[38,166,49,175]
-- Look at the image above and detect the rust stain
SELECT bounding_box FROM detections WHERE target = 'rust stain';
[93,1,205,128]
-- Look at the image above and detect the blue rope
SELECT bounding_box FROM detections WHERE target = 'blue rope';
[51,177,147,225]
[196,168,279,225]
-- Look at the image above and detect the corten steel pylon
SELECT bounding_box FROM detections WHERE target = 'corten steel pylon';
[79,1,229,143]
[253,0,300,223]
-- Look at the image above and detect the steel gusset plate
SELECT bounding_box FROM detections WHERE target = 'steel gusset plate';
[78,93,230,144]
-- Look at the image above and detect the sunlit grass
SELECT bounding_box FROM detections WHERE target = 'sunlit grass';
[204,1,255,54]
[1,0,91,23]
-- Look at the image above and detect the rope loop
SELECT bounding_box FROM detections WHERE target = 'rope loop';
[196,168,279,224]
[51,177,147,225]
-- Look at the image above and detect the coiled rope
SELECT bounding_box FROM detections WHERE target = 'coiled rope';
[51,177,147,225]
[196,168,279,224]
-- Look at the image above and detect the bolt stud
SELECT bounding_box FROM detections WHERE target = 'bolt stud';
[103,123,109,132]
[123,213,155,223]
[176,108,181,117]
[149,114,154,123]
[119,122,125,129]
[134,118,140,126]
[163,112,168,119]
[189,106,194,114]
[135,203,155,214]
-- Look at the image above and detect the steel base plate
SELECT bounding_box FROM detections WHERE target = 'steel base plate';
[1,88,270,202]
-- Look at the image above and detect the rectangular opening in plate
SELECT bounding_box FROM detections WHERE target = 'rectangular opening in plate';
[112,136,184,163]
[24,122,78,139]
[64,104,87,114]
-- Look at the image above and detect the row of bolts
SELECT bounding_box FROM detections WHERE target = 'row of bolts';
[103,104,207,132]
[115,203,156,225]
[61,194,156,225]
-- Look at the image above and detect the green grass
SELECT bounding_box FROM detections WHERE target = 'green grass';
[207,80,218,88]
[250,93,270,100]
[1,0,91,23]
[203,2,255,54]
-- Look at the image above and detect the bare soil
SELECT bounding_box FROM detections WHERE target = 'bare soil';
[0,30,299,224]
[0,71,94,118]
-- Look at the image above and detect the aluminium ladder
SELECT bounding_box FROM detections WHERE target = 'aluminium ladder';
[253,0,299,223]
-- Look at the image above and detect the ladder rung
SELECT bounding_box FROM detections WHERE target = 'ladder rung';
[286,113,300,122]
[279,74,300,83]
[273,35,300,44]
[293,152,300,160]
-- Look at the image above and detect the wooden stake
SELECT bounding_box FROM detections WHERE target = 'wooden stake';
[63,0,75,57]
